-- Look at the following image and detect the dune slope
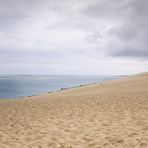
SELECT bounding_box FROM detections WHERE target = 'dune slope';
[0,72,148,148]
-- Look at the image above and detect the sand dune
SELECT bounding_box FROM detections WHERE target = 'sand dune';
[0,72,148,148]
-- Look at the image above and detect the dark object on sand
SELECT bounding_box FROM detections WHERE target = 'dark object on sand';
[61,88,67,90]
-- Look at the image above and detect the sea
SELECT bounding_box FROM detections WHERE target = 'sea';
[0,75,122,98]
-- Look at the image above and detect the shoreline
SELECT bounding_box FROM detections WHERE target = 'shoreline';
[0,82,102,101]
[0,75,124,100]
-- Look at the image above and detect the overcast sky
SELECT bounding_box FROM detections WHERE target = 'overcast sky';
[0,0,148,75]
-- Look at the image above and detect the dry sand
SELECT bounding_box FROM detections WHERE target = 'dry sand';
[0,72,148,148]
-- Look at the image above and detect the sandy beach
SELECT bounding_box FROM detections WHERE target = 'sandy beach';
[0,72,148,148]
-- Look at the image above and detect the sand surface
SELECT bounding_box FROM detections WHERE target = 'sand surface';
[0,72,148,148]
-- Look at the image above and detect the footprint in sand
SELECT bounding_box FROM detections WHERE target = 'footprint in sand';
[82,136,93,143]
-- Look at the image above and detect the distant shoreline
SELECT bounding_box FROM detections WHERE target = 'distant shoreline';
[0,75,125,100]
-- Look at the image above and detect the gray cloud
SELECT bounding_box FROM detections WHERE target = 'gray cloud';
[101,0,148,58]
[70,0,148,58]
[0,0,34,31]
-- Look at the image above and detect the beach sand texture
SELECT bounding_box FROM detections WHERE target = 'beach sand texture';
[0,72,148,148]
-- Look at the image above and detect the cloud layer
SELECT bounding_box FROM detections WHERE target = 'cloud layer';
[0,0,148,74]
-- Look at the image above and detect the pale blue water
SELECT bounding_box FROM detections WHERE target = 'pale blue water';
[0,75,121,98]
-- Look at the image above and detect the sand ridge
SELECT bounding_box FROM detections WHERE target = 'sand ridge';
[0,72,148,147]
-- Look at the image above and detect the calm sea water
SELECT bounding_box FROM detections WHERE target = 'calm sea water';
[0,75,121,98]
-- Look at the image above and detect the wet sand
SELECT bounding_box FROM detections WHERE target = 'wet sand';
[0,72,148,148]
